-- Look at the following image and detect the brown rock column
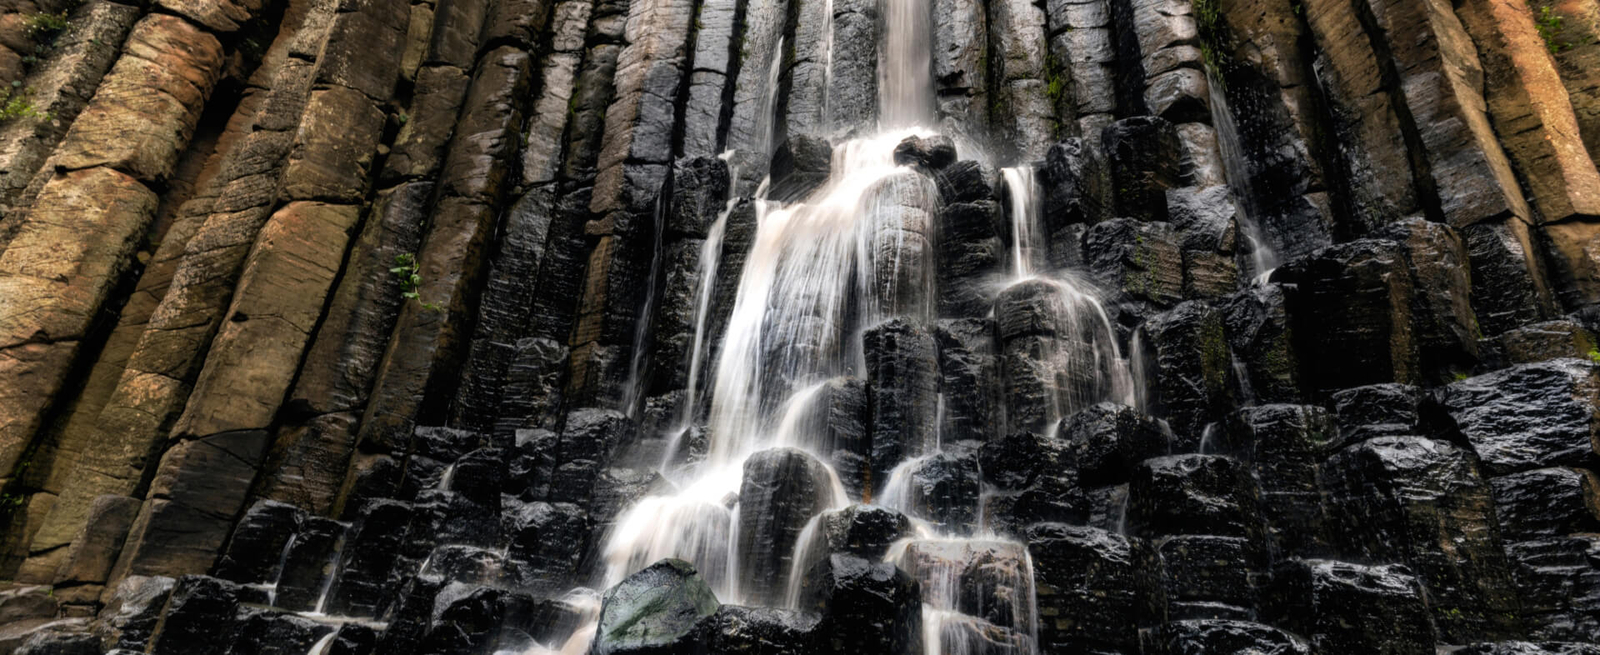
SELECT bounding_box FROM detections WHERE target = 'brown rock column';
[107,0,406,582]
[1,13,226,581]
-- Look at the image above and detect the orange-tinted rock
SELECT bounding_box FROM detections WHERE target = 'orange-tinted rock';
[53,15,224,181]
[1458,0,1600,224]
[0,167,156,475]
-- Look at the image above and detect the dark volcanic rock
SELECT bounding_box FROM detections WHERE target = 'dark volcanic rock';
[1224,405,1343,558]
[1507,535,1600,641]
[881,450,980,535]
[1265,560,1436,655]
[798,554,922,655]
[864,317,940,487]
[699,605,819,654]
[1127,454,1265,542]
[1284,239,1420,395]
[1059,402,1171,487]
[593,559,720,655]
[1219,283,1300,403]
[736,448,835,605]
[1322,436,1521,641]
[1155,535,1264,620]
[1331,383,1425,444]
[813,504,917,561]
[1103,116,1185,222]
[768,134,832,202]
[1026,523,1161,652]
[1150,619,1311,655]
[1438,359,1600,476]
[1489,467,1600,540]
[897,540,1032,629]
[147,576,244,655]
[893,134,957,169]
[1142,301,1236,446]
[1039,138,1112,230]
[1084,218,1183,307]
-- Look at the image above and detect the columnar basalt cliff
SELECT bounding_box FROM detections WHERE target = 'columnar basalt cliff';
[0,0,1597,652]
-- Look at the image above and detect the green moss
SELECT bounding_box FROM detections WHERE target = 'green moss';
[23,11,68,40]
[1586,348,1600,363]
[0,88,50,123]
[1536,4,1573,54]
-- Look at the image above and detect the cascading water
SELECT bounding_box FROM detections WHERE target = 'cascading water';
[1206,69,1278,282]
[997,167,1139,432]
[560,1,1070,652]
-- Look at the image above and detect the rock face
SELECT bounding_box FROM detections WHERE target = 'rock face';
[2,0,1600,650]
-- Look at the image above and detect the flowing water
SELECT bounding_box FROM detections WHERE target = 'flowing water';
[550,1,1122,652]
[1206,68,1278,281]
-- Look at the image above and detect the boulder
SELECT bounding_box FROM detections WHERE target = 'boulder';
[506,501,589,596]
[880,451,980,535]
[147,576,243,655]
[1224,405,1342,558]
[99,576,175,652]
[1489,468,1600,540]
[1284,239,1420,395]
[864,318,940,485]
[1142,302,1235,445]
[1505,536,1600,642]
[934,319,1001,444]
[593,559,720,655]
[699,605,819,654]
[768,135,832,202]
[1457,644,1600,655]
[1377,217,1480,377]
[1059,402,1170,487]
[896,540,1034,630]
[893,134,957,169]
[1102,116,1185,222]
[1219,283,1299,403]
[1084,218,1183,307]
[1330,384,1425,444]
[1155,535,1263,620]
[813,504,917,561]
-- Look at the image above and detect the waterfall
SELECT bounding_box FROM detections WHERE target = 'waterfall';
[996,167,1140,427]
[880,0,934,127]
[1206,69,1278,281]
[1002,167,1042,278]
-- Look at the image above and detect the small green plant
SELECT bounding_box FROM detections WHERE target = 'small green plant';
[23,11,69,40]
[1536,5,1572,53]
[391,253,442,312]
[1586,347,1600,363]
[0,88,49,123]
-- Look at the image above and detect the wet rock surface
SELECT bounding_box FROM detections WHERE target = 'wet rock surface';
[2,0,1600,650]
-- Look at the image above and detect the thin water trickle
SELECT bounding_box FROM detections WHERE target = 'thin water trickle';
[1207,68,1278,280]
